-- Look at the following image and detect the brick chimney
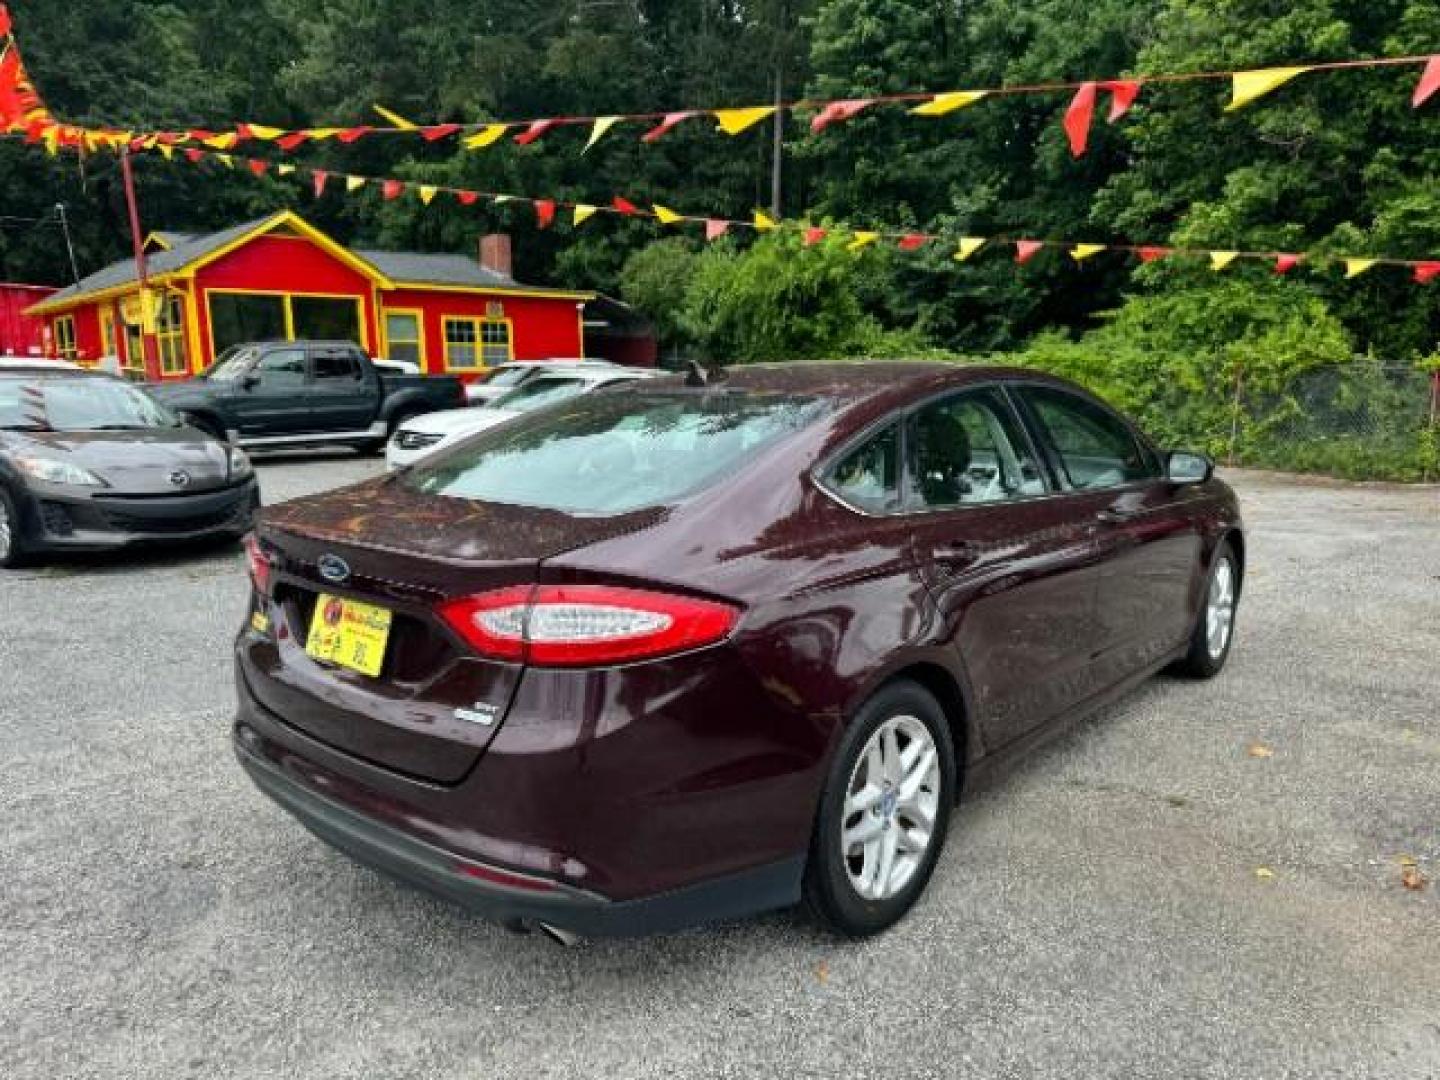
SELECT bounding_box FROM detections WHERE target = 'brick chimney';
[479,233,513,278]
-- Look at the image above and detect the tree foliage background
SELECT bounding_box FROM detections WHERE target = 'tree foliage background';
[1,0,1436,386]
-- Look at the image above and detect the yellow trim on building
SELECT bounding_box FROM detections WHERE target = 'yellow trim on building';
[380,307,426,368]
[203,287,371,359]
[441,315,513,371]
[180,211,393,287]
[53,314,78,362]
[385,281,594,301]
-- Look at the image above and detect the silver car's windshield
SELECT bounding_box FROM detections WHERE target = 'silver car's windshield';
[493,377,592,413]
[0,375,180,432]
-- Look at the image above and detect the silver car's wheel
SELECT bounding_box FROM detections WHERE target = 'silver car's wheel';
[0,495,12,561]
[1206,557,1236,659]
[841,714,943,902]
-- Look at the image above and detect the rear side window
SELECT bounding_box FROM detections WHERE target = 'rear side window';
[906,390,1046,508]
[312,350,362,381]
[406,391,827,514]
[824,424,901,514]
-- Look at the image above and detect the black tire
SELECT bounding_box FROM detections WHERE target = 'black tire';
[802,680,957,937]
[0,486,32,570]
[1172,541,1239,679]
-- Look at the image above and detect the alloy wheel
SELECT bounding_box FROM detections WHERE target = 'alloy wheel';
[841,714,942,901]
[0,496,12,562]
[1207,557,1236,659]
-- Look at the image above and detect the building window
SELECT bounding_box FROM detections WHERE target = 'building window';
[157,293,188,376]
[384,311,424,367]
[207,292,364,357]
[54,315,77,362]
[443,316,511,370]
[99,307,118,363]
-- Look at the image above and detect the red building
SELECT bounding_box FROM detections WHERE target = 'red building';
[0,282,57,356]
[25,211,593,380]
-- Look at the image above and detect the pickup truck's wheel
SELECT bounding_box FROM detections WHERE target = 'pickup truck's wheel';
[802,680,956,937]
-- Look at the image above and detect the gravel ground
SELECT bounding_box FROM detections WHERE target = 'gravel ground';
[2,457,1437,1080]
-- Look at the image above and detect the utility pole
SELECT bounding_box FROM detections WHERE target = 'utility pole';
[769,0,788,218]
[119,149,161,381]
[53,203,82,289]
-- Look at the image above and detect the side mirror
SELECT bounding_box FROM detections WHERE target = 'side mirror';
[1167,451,1214,485]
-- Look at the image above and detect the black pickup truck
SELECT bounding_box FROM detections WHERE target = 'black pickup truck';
[148,341,464,452]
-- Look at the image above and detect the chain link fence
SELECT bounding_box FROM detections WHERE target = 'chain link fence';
[1222,362,1439,482]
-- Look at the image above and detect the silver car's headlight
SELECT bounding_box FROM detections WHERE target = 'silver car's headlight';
[228,446,253,479]
[13,454,107,487]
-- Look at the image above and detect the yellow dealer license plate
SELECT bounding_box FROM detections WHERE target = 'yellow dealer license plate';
[305,593,393,678]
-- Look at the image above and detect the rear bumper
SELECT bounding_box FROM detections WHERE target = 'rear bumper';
[16,477,259,552]
[234,720,804,937]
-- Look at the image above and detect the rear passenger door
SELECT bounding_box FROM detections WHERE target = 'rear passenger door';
[901,387,1105,751]
[1013,384,1202,687]
[307,346,377,433]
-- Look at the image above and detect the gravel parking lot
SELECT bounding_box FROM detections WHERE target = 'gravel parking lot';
[2,456,1437,1079]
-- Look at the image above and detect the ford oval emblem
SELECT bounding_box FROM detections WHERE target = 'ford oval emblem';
[317,554,352,585]
[168,469,191,488]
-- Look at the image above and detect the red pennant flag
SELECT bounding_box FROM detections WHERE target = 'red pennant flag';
[1104,80,1142,123]
[421,123,461,142]
[247,158,269,177]
[1274,253,1301,275]
[234,124,255,143]
[1415,56,1440,108]
[1064,82,1098,157]
[810,98,874,134]
[157,132,183,146]
[186,129,215,143]
[336,126,372,144]
[0,7,12,37]
[803,227,828,247]
[611,196,640,216]
[311,170,328,197]
[1137,246,1171,263]
[514,119,558,145]
[184,148,203,163]
[705,219,730,242]
[534,199,556,228]
[277,131,310,152]
[1416,262,1440,284]
[897,233,929,251]
[457,191,480,207]
[1015,240,1045,264]
[642,111,698,143]
[382,179,405,200]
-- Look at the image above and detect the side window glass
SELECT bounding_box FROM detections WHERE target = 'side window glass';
[907,390,1046,509]
[313,350,362,381]
[254,350,306,388]
[826,424,901,514]
[1021,387,1158,490]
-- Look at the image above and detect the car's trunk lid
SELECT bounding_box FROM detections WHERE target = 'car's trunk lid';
[248,477,665,783]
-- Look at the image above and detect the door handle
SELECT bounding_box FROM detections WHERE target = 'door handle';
[1095,508,1135,525]
[933,540,979,565]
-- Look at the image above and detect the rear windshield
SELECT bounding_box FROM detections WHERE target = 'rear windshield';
[0,375,180,432]
[405,390,827,514]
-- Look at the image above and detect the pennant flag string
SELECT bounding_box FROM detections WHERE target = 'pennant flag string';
[143,143,1440,285]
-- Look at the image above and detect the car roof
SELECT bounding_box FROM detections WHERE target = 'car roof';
[0,359,96,377]
[644,361,1084,403]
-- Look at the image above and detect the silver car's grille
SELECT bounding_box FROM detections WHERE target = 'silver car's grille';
[396,431,444,451]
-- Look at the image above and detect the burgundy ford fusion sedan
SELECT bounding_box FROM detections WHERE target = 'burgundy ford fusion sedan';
[234,362,1243,939]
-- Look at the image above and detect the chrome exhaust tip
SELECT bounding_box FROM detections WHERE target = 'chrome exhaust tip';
[535,922,581,947]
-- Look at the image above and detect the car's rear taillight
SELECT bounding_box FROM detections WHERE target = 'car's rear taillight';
[244,534,272,596]
[437,585,740,667]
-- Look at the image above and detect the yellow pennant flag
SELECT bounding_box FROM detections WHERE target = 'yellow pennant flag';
[345,175,367,192]
[715,106,776,135]
[1227,67,1312,111]
[157,144,174,161]
[373,104,419,129]
[1344,258,1378,279]
[493,195,515,205]
[1210,251,1239,271]
[42,127,59,156]
[247,124,284,140]
[954,237,986,262]
[910,91,989,117]
[1071,243,1106,262]
[847,231,880,252]
[276,163,295,176]
[573,204,598,226]
[308,127,343,141]
[418,185,438,205]
[140,134,160,150]
[653,205,684,225]
[215,153,235,169]
[584,116,622,153]
[753,210,779,231]
[463,125,508,150]
[203,132,238,150]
